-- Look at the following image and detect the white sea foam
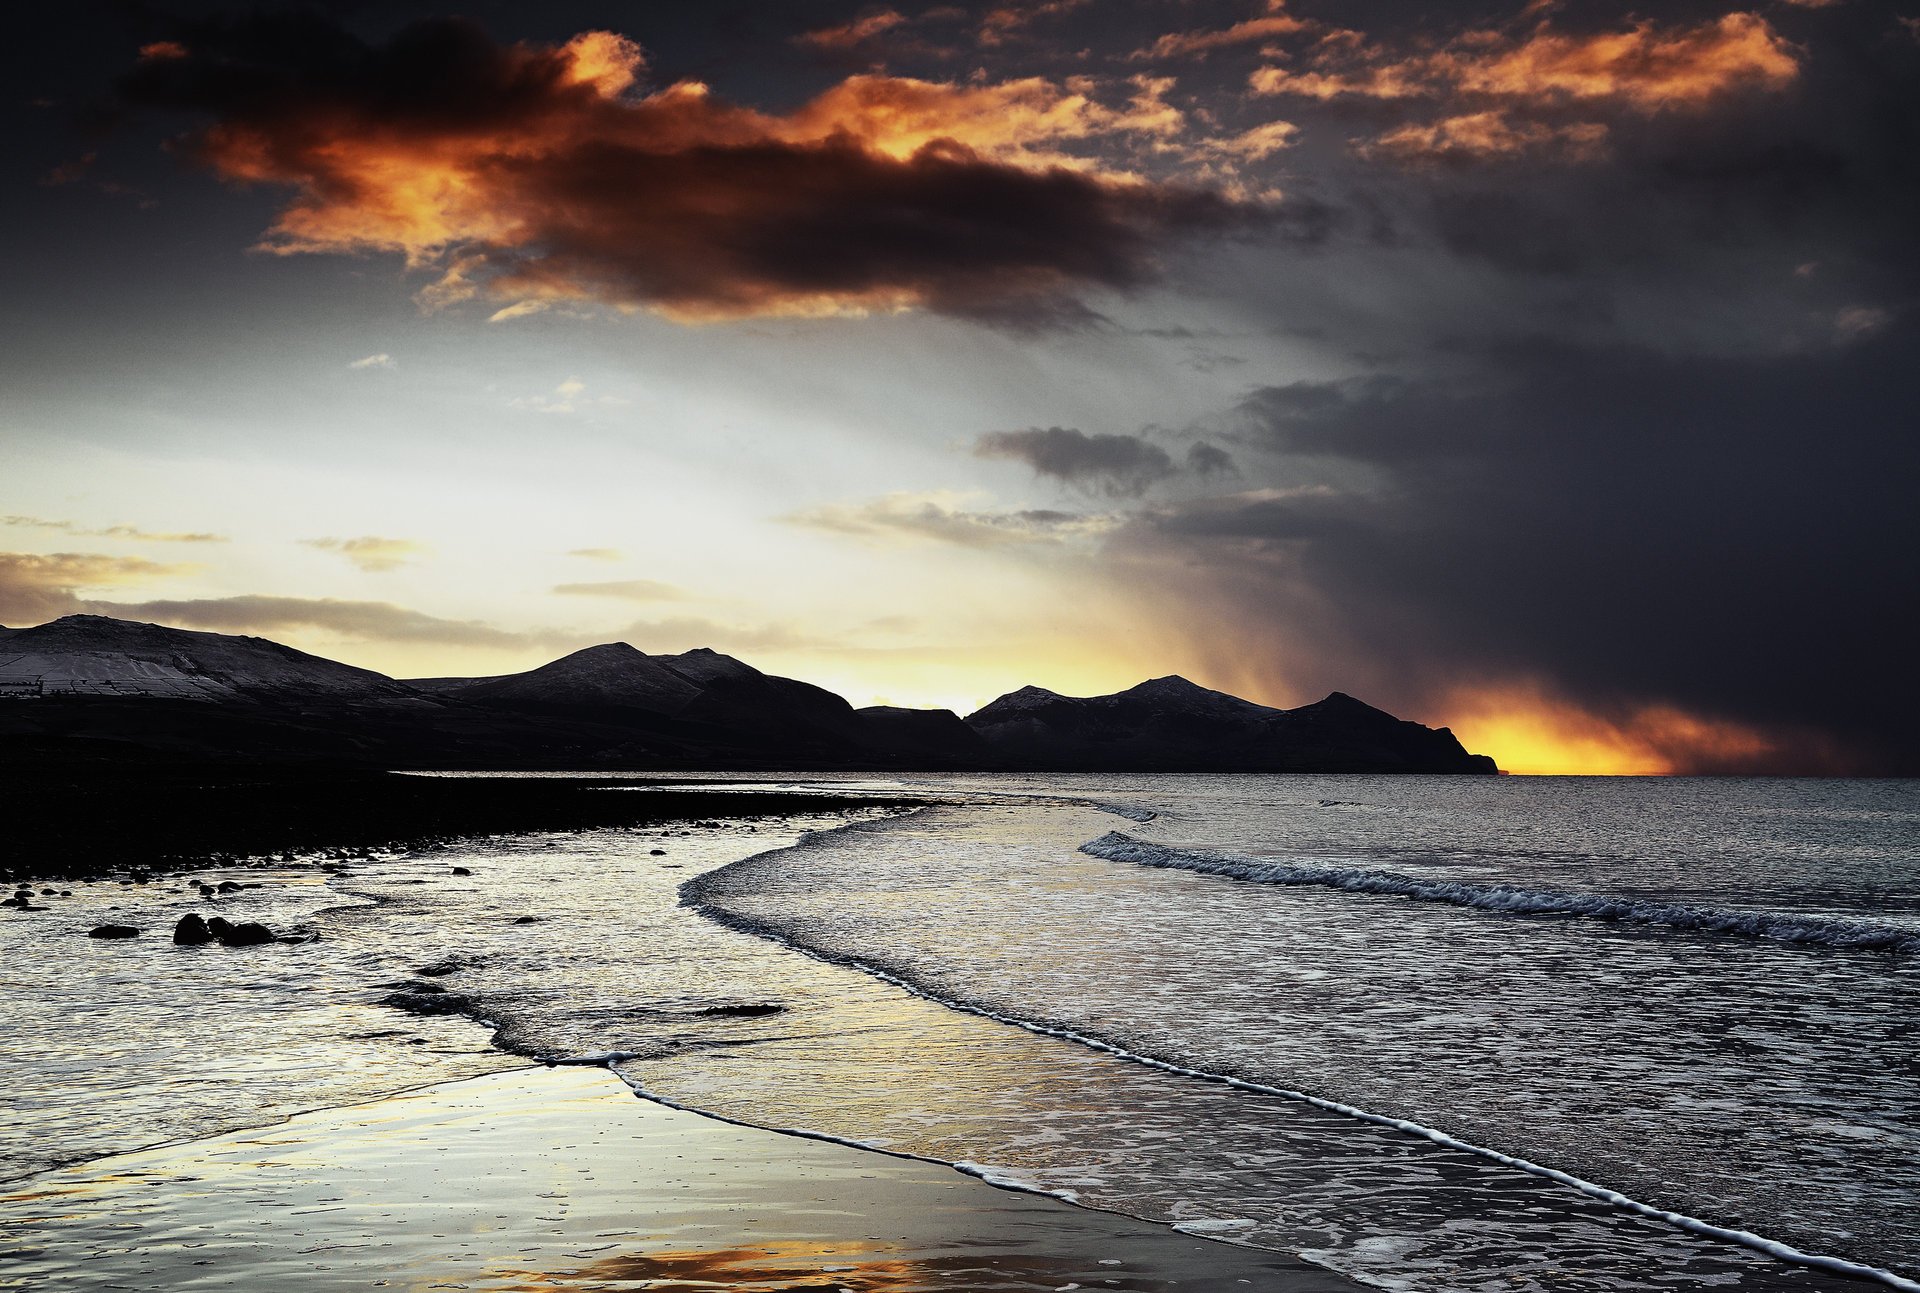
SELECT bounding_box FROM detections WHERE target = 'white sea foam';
[681,884,1920,1293]
[1080,832,1920,953]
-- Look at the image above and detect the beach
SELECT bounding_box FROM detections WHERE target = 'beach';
[3,773,1914,1292]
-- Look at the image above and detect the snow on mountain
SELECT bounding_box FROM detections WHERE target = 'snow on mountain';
[0,615,404,701]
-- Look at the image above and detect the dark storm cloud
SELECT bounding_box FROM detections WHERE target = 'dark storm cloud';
[108,11,1279,325]
[975,426,1180,496]
[1184,440,1239,477]
[1127,320,1920,773]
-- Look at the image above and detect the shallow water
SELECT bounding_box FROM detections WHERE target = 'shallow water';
[3,775,1913,1293]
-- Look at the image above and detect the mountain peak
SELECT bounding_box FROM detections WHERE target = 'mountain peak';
[0,613,398,699]
[658,647,759,685]
[562,642,646,662]
[1121,675,1207,697]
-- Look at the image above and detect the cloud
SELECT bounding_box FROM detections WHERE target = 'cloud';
[118,14,1277,326]
[1193,120,1301,162]
[1133,9,1307,62]
[0,554,570,649]
[487,300,551,323]
[1185,441,1239,476]
[974,426,1180,496]
[0,551,195,624]
[509,376,625,414]
[795,10,910,53]
[1449,14,1799,109]
[1250,12,1800,127]
[566,547,624,561]
[1832,305,1893,342]
[979,0,1089,47]
[3,516,228,544]
[1361,113,1610,164]
[1109,322,1920,773]
[301,536,427,573]
[551,579,687,602]
[786,491,1116,548]
[348,352,395,369]
[103,596,529,647]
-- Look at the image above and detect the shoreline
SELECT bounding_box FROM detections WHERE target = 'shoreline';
[0,767,919,881]
[0,1064,1360,1292]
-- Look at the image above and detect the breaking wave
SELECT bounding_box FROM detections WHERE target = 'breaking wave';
[1080,832,1920,953]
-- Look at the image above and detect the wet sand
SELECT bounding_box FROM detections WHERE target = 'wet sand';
[0,1065,1357,1291]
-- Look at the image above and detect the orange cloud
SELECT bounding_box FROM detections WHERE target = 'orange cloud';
[979,0,1089,47]
[123,17,1252,325]
[1135,10,1307,62]
[1362,112,1609,163]
[1450,13,1798,109]
[1252,11,1799,112]
[795,10,910,52]
[1248,61,1428,101]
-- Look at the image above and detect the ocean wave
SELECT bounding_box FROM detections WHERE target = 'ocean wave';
[682,864,1920,1293]
[1080,833,1920,953]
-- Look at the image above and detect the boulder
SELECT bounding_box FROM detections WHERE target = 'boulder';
[88,924,140,939]
[173,914,214,946]
[217,921,275,947]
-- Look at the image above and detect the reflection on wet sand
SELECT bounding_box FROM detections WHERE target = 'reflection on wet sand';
[500,1240,1164,1291]
[0,1066,1352,1293]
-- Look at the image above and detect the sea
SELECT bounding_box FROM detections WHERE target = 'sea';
[3,773,1915,1293]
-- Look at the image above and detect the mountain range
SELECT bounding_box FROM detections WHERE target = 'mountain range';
[0,615,1497,773]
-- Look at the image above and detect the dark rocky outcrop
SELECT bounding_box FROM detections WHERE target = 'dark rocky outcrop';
[173,913,213,945]
[87,923,140,939]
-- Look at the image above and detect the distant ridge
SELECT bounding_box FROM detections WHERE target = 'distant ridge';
[967,674,1494,774]
[0,616,1497,773]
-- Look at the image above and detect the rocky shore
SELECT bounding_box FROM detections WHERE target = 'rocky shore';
[0,767,915,884]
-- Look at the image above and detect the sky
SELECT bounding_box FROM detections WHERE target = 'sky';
[1,0,1915,775]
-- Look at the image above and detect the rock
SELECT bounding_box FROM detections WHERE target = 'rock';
[88,924,140,939]
[173,914,213,946]
[216,881,242,893]
[207,915,232,938]
[696,1003,786,1018]
[649,849,666,856]
[217,921,275,947]
[415,960,463,977]
[381,990,473,1016]
[512,915,540,924]
[450,866,472,876]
